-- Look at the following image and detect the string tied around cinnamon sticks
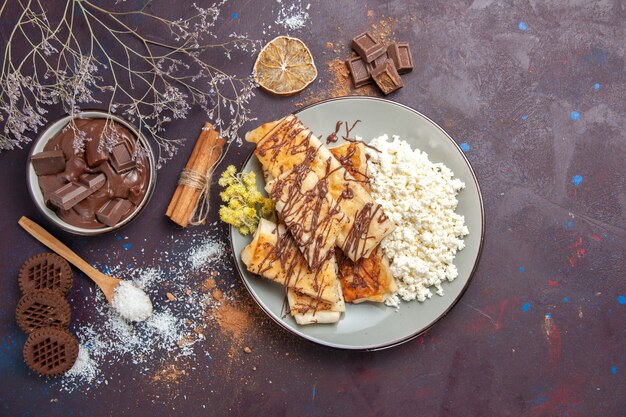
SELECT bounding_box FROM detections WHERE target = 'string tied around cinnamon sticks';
[166,123,226,227]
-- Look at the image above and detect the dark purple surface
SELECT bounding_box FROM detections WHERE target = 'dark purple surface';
[1,1,625,416]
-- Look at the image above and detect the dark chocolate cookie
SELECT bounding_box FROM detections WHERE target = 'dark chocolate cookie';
[23,327,78,377]
[15,289,71,333]
[18,253,72,295]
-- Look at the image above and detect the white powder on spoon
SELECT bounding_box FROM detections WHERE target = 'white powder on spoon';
[112,280,153,322]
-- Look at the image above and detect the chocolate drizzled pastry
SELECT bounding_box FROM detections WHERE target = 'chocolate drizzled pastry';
[241,219,342,304]
[35,118,150,229]
[15,289,71,333]
[267,162,348,270]
[23,327,78,376]
[18,253,73,295]
[246,115,395,262]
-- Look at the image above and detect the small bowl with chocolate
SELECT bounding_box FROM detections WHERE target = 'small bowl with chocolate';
[27,111,156,235]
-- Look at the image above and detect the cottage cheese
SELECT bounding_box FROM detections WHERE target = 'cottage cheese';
[365,135,469,307]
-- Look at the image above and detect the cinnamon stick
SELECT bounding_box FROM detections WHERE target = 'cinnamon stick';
[166,122,225,227]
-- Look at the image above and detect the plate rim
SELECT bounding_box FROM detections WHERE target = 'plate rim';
[229,95,486,351]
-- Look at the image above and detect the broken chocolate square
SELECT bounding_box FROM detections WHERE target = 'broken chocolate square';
[49,183,92,211]
[370,59,404,95]
[49,173,106,211]
[346,56,372,88]
[366,52,389,74]
[79,173,106,190]
[109,141,135,173]
[352,32,386,63]
[85,136,109,167]
[96,198,133,227]
[387,42,414,74]
[31,150,66,176]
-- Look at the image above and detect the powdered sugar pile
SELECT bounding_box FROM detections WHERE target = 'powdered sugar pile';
[275,0,310,31]
[111,281,153,322]
[66,345,97,384]
[58,226,230,392]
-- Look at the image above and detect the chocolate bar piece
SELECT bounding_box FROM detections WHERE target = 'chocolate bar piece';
[352,32,386,63]
[109,141,136,173]
[31,150,66,176]
[346,57,372,88]
[366,52,388,73]
[49,183,92,211]
[96,198,133,227]
[85,136,109,167]
[387,42,413,74]
[79,173,106,190]
[370,59,404,95]
[49,173,105,210]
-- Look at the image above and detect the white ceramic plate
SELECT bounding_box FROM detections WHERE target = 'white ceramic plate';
[230,97,485,350]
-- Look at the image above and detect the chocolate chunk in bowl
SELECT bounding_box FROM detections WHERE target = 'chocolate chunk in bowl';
[27,111,156,235]
[30,150,66,175]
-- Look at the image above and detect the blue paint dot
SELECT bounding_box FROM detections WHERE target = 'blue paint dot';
[618,295,626,305]
[570,111,580,121]
[459,142,471,152]
[521,114,527,121]
[611,366,618,375]
[116,235,123,241]
[572,175,583,186]
[519,266,525,272]
[563,297,570,302]
[231,12,238,19]
[123,243,132,250]
[518,21,527,31]
[522,302,530,312]
[545,313,552,319]
[593,83,601,90]
[567,220,573,228]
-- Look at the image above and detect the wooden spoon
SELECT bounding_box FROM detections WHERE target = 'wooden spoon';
[18,216,123,303]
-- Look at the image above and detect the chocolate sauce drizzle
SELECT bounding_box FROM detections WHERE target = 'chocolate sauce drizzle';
[269,158,345,271]
[251,115,396,315]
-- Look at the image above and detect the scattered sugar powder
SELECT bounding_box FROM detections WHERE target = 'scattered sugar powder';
[66,345,98,384]
[58,226,229,393]
[112,280,153,322]
[188,235,223,270]
[275,0,310,31]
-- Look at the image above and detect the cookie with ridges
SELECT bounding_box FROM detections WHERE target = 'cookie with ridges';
[15,289,71,333]
[23,327,78,377]
[18,253,73,295]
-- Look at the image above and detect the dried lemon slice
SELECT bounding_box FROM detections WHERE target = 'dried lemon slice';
[254,36,317,95]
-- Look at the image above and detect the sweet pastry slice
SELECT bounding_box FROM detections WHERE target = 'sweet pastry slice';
[240,219,340,304]
[329,142,396,303]
[336,248,397,303]
[329,142,370,193]
[287,286,345,325]
[266,166,348,270]
[246,115,396,262]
